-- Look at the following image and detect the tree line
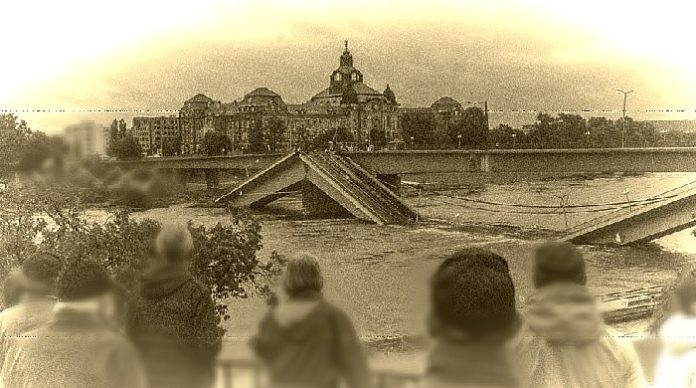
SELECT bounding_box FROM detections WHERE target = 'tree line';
[400,108,696,149]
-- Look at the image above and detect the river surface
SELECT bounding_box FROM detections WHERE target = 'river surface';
[128,172,696,353]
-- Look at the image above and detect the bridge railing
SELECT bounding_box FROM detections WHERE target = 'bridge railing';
[215,359,420,388]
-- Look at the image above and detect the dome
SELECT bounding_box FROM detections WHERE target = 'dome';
[383,84,397,105]
[431,96,463,111]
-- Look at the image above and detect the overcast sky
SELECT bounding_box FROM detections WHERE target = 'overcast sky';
[2,0,695,133]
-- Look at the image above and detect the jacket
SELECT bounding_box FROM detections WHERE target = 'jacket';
[511,283,645,388]
[0,295,56,370]
[127,264,223,388]
[0,307,147,388]
[250,298,371,388]
[419,340,518,388]
[653,313,696,388]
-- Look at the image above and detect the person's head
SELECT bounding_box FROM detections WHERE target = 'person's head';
[3,268,25,308]
[533,241,586,289]
[673,273,696,316]
[155,223,194,264]
[20,252,63,296]
[429,248,517,344]
[282,254,323,300]
[56,260,120,322]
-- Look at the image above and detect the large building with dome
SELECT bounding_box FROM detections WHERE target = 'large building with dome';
[132,42,469,155]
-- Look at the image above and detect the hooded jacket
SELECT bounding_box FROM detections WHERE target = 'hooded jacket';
[1,307,147,388]
[419,339,518,388]
[250,298,371,388]
[653,314,696,388]
[127,264,223,388]
[511,283,645,388]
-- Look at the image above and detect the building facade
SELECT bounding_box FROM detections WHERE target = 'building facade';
[133,42,478,155]
[64,121,110,158]
[132,116,180,155]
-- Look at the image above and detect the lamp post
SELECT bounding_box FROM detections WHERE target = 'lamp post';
[585,130,591,148]
[511,132,517,148]
[457,134,462,149]
[617,89,634,148]
[410,136,415,149]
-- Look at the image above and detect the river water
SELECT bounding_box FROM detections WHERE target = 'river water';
[130,172,696,358]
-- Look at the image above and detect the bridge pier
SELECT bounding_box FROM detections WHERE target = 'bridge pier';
[301,181,351,217]
[204,169,220,188]
[376,174,401,195]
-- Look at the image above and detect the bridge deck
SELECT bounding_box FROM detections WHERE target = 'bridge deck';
[564,181,696,244]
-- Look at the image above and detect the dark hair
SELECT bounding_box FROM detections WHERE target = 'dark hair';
[533,241,586,288]
[283,254,323,299]
[21,252,63,286]
[431,249,516,337]
[56,260,115,302]
[674,275,696,315]
[442,248,510,273]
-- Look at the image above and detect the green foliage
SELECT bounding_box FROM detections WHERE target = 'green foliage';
[311,127,355,150]
[0,186,286,320]
[18,132,68,173]
[369,127,387,150]
[201,131,231,156]
[265,116,286,152]
[400,111,439,147]
[110,136,142,160]
[447,107,488,148]
[0,113,33,175]
[291,126,313,151]
[161,137,182,157]
[248,119,267,153]
[489,124,526,148]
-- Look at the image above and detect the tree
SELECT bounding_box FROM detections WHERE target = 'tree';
[488,124,526,148]
[111,136,142,160]
[118,118,128,138]
[291,126,313,151]
[0,114,32,175]
[266,116,286,152]
[369,127,387,150]
[311,127,355,150]
[18,132,68,173]
[401,111,438,147]
[248,119,266,153]
[0,185,286,319]
[201,131,231,156]
[448,107,488,148]
[162,137,182,157]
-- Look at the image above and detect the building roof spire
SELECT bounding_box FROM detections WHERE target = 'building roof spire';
[344,40,348,51]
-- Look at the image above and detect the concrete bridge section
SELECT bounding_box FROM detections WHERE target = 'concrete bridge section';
[105,148,696,243]
[107,148,696,174]
[563,182,696,245]
[215,152,419,225]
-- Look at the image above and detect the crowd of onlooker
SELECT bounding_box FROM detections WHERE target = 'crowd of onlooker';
[1,223,696,388]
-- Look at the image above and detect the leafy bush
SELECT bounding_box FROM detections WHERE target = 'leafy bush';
[0,186,285,322]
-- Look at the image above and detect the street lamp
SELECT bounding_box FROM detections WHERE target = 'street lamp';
[511,132,517,148]
[617,89,634,148]
[457,134,462,149]
[410,136,415,149]
[585,130,591,148]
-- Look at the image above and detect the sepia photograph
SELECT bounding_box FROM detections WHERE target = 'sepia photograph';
[1,0,696,387]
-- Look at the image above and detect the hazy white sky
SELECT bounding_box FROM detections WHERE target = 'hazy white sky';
[2,0,695,133]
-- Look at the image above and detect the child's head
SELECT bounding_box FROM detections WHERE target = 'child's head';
[674,274,696,316]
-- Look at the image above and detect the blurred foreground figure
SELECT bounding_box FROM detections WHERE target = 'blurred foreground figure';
[251,254,371,388]
[653,274,696,388]
[2,268,25,309]
[128,223,222,388]
[0,253,62,369]
[421,248,519,388]
[512,242,644,388]
[0,260,147,388]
